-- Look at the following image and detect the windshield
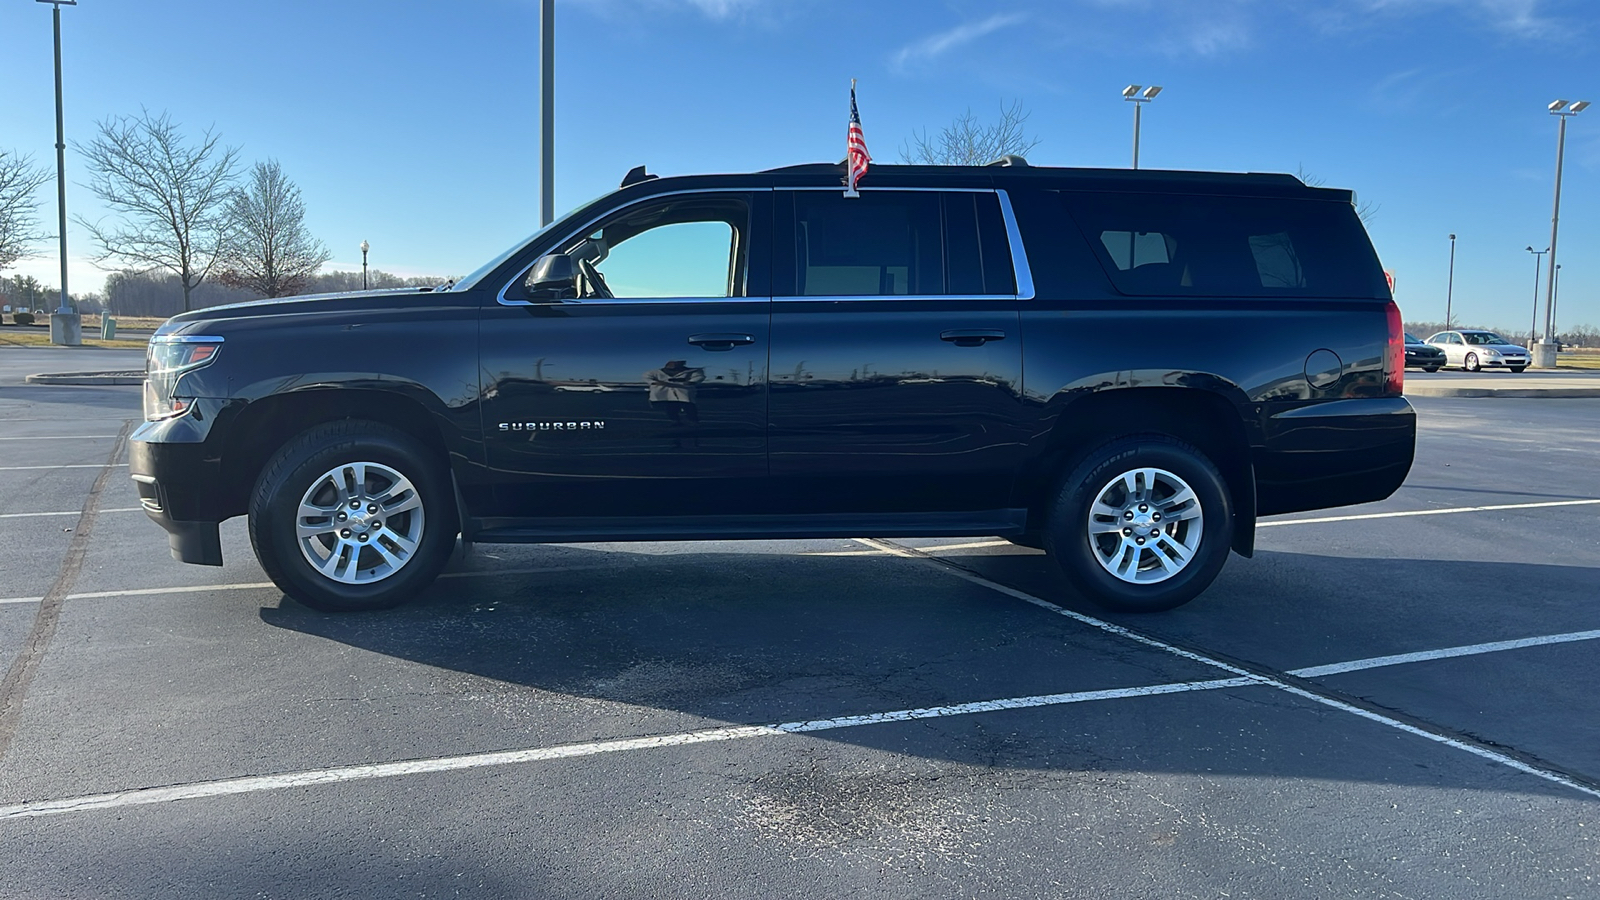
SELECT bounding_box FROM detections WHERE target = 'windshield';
[1405,333,1422,343]
[450,221,560,292]
[1463,332,1510,345]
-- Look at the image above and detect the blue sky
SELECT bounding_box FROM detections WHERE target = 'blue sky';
[0,0,1595,332]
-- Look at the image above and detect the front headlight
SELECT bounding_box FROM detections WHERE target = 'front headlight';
[145,335,224,421]
[1484,349,1502,357]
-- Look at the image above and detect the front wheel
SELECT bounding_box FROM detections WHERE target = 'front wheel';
[1463,352,1480,372]
[1510,366,1526,374]
[249,420,455,612]
[1423,366,1440,373]
[1044,436,1233,613]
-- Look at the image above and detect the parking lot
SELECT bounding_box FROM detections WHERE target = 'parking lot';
[1,347,1597,898]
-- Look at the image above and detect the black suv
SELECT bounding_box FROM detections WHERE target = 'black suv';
[131,161,1414,613]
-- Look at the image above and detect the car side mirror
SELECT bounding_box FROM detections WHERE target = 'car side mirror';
[524,253,578,300]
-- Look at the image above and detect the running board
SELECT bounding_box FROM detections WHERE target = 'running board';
[469,510,1028,545]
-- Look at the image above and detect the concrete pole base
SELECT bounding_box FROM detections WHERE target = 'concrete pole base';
[50,312,82,346]
[1531,342,1559,369]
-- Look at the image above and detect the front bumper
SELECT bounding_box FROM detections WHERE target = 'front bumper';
[128,401,228,566]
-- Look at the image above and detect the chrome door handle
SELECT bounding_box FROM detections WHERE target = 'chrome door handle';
[687,333,755,351]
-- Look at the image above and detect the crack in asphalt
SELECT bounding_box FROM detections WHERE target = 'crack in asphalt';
[0,419,133,762]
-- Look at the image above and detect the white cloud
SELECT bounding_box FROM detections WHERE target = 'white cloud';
[892,13,1029,70]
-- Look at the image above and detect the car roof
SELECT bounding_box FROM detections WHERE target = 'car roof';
[610,162,1354,202]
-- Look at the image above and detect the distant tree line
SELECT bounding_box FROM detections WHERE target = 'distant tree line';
[98,268,448,318]
[1405,320,1600,349]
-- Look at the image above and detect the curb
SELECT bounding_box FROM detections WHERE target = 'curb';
[24,371,144,386]
[1405,386,1600,398]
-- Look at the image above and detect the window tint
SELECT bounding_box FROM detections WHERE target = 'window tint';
[784,191,1017,297]
[561,196,748,299]
[1063,192,1387,299]
[793,191,942,296]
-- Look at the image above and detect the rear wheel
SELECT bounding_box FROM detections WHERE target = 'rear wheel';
[1044,436,1233,613]
[249,420,455,612]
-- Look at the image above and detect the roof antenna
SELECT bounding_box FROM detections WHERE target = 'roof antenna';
[621,165,657,188]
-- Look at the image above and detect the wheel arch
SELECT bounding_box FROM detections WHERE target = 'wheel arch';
[215,387,459,523]
[1020,384,1257,557]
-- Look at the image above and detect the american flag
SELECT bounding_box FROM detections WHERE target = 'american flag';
[846,81,871,196]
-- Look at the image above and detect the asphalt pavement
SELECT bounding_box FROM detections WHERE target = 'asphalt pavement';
[0,353,1597,899]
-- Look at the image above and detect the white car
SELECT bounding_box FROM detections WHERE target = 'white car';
[1425,330,1529,373]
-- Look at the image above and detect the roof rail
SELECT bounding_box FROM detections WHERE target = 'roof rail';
[987,155,1029,167]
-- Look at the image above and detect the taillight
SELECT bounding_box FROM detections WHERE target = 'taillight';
[1383,301,1404,396]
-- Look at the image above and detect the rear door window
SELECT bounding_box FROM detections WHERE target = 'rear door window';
[779,190,1016,297]
[1063,192,1387,299]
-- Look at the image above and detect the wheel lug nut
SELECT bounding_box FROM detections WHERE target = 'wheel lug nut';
[1136,537,1145,545]
[350,500,361,509]
[1151,513,1161,522]
[358,533,368,542]
[371,520,381,529]
[368,504,378,514]
[1138,504,1148,512]
[336,512,347,522]
[1124,511,1134,520]
[1122,528,1132,536]
[340,529,351,538]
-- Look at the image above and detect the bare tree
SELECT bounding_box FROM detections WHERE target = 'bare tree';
[77,110,241,312]
[217,160,332,298]
[0,150,52,273]
[901,101,1042,166]
[1296,166,1379,225]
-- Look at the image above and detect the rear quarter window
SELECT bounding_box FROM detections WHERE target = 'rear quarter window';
[1063,191,1388,300]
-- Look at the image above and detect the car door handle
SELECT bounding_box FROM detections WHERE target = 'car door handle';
[687,333,755,351]
[940,329,1006,347]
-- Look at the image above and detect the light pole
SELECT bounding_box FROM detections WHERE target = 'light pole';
[360,240,369,290]
[38,0,79,346]
[1539,99,1589,366]
[1551,264,1562,346]
[1123,85,1162,169]
[1526,246,1547,347]
[1445,233,1456,331]
[540,0,555,225]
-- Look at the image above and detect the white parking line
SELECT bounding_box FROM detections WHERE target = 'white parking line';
[0,464,128,471]
[1259,497,1600,527]
[0,507,142,520]
[854,538,1600,801]
[917,539,1015,552]
[0,675,1251,821]
[1288,629,1600,678]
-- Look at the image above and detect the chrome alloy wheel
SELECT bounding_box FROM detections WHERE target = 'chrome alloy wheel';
[295,461,425,584]
[1086,466,1204,584]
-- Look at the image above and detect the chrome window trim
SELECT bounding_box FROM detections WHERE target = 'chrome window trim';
[782,185,995,193]
[496,187,769,308]
[995,190,1035,301]
[772,294,1015,303]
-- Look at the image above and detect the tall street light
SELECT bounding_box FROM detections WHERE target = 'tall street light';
[540,0,554,226]
[1123,85,1162,169]
[1552,263,1562,345]
[38,0,79,346]
[1526,246,1548,347]
[1539,99,1589,366]
[360,240,370,290]
[1445,233,1456,331]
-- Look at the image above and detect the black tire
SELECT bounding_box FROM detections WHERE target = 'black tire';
[1043,436,1233,613]
[1463,352,1480,372]
[249,420,455,612]
[1510,366,1526,374]
[1423,366,1440,373]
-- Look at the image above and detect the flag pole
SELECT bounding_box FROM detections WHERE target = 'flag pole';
[844,78,860,198]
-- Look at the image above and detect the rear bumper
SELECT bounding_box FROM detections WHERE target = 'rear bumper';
[1254,397,1416,517]
[128,406,227,566]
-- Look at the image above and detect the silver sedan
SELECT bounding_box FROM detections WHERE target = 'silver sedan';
[1425,330,1530,373]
